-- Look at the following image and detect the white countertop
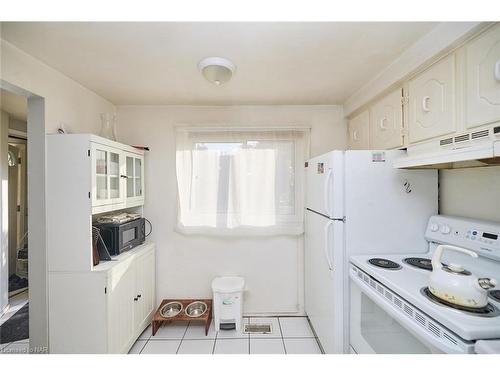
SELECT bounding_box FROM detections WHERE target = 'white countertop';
[92,241,155,272]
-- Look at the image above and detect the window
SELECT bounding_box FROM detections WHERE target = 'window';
[175,128,309,236]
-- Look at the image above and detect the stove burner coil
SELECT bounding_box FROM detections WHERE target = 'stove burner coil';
[421,287,500,317]
[368,258,401,270]
[489,290,500,303]
[404,257,433,271]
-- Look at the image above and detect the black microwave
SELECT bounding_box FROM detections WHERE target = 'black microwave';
[95,218,145,256]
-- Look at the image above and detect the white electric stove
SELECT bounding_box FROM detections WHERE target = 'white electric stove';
[349,215,500,354]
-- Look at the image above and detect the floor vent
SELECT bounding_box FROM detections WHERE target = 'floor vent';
[244,324,273,334]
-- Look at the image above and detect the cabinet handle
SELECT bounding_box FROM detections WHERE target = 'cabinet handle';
[137,294,142,298]
[495,60,500,82]
[422,96,431,112]
[353,130,359,141]
[379,118,387,130]
[120,175,128,179]
[134,297,138,301]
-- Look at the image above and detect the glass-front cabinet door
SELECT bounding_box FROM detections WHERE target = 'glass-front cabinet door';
[125,152,145,206]
[91,143,125,207]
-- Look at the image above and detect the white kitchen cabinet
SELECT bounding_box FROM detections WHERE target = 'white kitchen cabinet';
[47,134,145,217]
[134,248,155,329]
[465,24,500,129]
[348,110,370,149]
[49,243,156,354]
[369,89,404,149]
[408,53,456,144]
[90,140,145,214]
[91,143,126,208]
[125,152,145,208]
[107,257,136,354]
[47,134,147,273]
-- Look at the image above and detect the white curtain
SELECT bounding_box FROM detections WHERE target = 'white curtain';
[175,127,310,236]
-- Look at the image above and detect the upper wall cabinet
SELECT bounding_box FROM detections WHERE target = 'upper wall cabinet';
[369,89,404,150]
[408,53,456,144]
[465,24,500,130]
[348,110,370,150]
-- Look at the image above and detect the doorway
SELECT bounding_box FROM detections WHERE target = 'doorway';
[0,81,46,354]
[8,138,28,297]
[0,89,30,349]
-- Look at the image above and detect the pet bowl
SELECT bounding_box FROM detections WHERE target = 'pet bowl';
[160,301,183,318]
[185,301,208,318]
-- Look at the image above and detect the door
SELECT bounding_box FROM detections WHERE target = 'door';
[370,89,404,150]
[8,141,27,279]
[305,210,336,353]
[125,152,145,207]
[349,279,436,354]
[408,53,456,144]
[107,261,135,353]
[305,151,343,218]
[348,110,370,150]
[465,24,500,129]
[134,248,155,329]
[91,143,125,207]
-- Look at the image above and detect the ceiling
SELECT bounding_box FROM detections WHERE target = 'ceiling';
[1,22,437,106]
[0,89,27,121]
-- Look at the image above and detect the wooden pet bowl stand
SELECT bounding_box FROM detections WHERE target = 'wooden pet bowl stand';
[152,298,213,336]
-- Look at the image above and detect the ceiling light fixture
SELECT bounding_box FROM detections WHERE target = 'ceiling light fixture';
[198,57,235,85]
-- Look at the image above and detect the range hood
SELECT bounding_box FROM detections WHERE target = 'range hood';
[394,126,500,169]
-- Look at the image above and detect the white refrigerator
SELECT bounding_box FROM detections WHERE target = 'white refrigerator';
[304,150,438,354]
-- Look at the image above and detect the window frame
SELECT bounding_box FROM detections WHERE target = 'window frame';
[175,127,310,236]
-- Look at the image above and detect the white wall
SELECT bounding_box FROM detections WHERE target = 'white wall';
[440,167,500,223]
[1,38,115,351]
[117,105,346,314]
[1,40,115,134]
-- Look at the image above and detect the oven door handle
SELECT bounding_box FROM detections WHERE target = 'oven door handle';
[350,270,470,354]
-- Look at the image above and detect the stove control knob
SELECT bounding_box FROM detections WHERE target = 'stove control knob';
[441,225,451,235]
[430,223,439,232]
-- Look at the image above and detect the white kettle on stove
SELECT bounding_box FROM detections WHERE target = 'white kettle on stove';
[429,244,497,308]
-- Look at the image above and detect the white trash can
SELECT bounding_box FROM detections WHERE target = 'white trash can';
[212,276,245,332]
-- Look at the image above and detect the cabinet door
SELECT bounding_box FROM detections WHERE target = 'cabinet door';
[465,24,500,129]
[107,261,136,353]
[134,248,155,329]
[91,143,125,207]
[348,110,370,150]
[408,54,456,144]
[125,152,145,207]
[369,89,404,150]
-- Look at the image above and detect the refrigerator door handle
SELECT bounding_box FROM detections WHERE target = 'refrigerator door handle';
[323,169,333,218]
[324,220,334,271]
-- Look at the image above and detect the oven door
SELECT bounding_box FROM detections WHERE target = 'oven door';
[349,265,472,354]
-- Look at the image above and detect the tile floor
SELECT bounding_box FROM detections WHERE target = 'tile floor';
[129,316,322,354]
[0,291,30,354]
